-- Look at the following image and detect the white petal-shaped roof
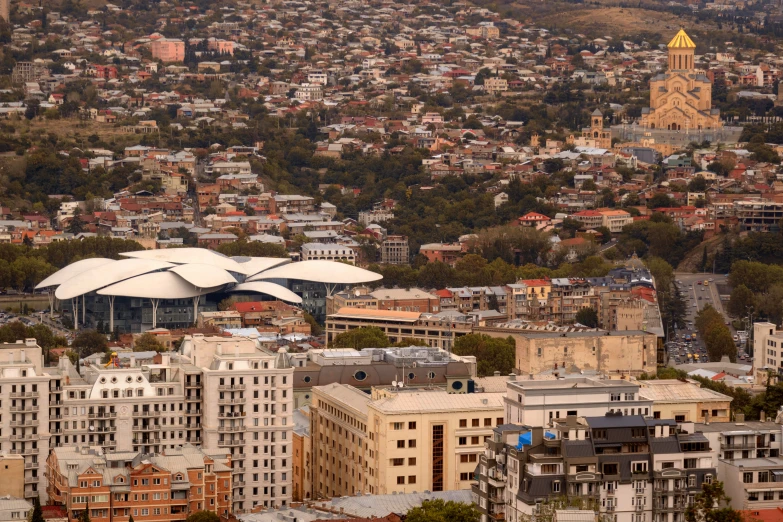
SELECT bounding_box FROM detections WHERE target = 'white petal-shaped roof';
[35,258,116,290]
[228,281,303,303]
[121,248,245,273]
[55,259,174,300]
[231,256,292,277]
[97,272,221,299]
[247,260,382,284]
[169,264,238,288]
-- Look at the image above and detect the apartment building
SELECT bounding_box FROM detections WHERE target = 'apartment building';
[506,280,550,321]
[478,329,658,376]
[600,209,633,233]
[47,444,232,522]
[301,243,356,264]
[293,346,476,408]
[474,414,716,522]
[325,308,473,351]
[752,322,783,384]
[150,38,185,62]
[504,376,653,427]
[719,457,783,510]
[310,384,504,499]
[295,83,323,101]
[683,416,782,462]
[735,200,783,232]
[636,380,732,423]
[0,335,293,513]
[372,288,439,313]
[548,278,599,324]
[381,235,409,265]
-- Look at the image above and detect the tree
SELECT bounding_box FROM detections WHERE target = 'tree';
[303,312,323,336]
[406,500,480,522]
[688,175,707,192]
[72,330,108,358]
[331,327,391,349]
[727,284,755,318]
[648,193,675,209]
[67,208,85,234]
[80,501,90,522]
[31,497,44,522]
[185,512,220,522]
[25,99,40,120]
[417,261,457,289]
[453,334,515,376]
[133,333,165,352]
[575,307,598,327]
[685,481,742,522]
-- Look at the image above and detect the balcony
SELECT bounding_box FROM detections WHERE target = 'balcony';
[25,476,38,484]
[185,381,201,388]
[233,481,246,488]
[218,398,246,405]
[185,423,201,429]
[11,420,38,427]
[219,384,246,391]
[10,391,39,399]
[10,434,38,442]
[134,410,157,417]
[220,439,245,447]
[49,400,63,406]
[186,438,202,444]
[721,442,753,450]
[219,425,244,433]
[10,404,38,413]
[89,412,117,419]
[24,462,37,469]
[185,396,202,402]
[218,411,244,419]
[94,426,117,433]
[133,424,161,432]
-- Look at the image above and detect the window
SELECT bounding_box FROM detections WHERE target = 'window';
[408,422,416,429]
[459,419,467,428]
[632,462,647,473]
[409,440,416,448]
[408,476,416,484]
[391,458,404,466]
[472,419,479,427]
[758,472,769,483]
[392,423,403,430]
[610,393,621,402]
[704,474,712,485]
[553,481,561,493]
[471,436,479,445]
[688,475,696,487]
[460,472,471,481]
[408,458,416,465]
[458,437,467,445]
[743,472,754,484]
[397,440,405,449]
[397,476,405,485]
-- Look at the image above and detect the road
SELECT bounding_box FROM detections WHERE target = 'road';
[667,272,737,366]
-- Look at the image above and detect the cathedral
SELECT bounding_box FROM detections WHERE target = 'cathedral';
[639,29,723,131]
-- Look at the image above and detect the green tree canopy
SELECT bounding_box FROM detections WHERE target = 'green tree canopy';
[695,305,736,362]
[185,512,220,522]
[133,333,166,352]
[406,500,480,522]
[575,307,599,328]
[72,330,109,358]
[685,481,741,522]
[453,334,515,376]
[331,327,391,349]
[727,284,755,318]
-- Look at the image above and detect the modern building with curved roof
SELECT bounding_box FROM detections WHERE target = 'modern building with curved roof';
[36,247,382,332]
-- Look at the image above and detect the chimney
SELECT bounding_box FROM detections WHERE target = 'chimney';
[508,373,516,381]
[704,410,710,425]
[735,413,745,424]
[494,371,501,377]
[760,411,766,422]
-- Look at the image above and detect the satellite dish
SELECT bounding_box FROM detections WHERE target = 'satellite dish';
[412,362,417,368]
[392,380,397,387]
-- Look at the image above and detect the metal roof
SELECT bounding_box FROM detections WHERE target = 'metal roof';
[35,257,116,289]
[247,259,383,284]
[96,271,221,299]
[55,258,174,300]
[120,247,247,273]
[168,263,238,288]
[228,281,303,303]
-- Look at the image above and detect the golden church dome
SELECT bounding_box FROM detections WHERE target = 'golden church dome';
[667,29,696,49]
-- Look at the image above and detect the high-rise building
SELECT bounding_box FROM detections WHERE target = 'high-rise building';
[310,384,505,499]
[0,335,293,513]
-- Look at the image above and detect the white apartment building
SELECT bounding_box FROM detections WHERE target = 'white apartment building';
[307,70,328,85]
[301,243,356,264]
[207,161,252,176]
[504,376,654,427]
[294,83,323,102]
[753,322,783,384]
[0,335,293,514]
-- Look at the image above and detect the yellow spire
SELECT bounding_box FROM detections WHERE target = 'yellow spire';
[667,29,696,49]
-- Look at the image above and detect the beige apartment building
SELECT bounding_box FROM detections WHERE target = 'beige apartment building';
[0,336,294,513]
[310,384,504,500]
[478,329,658,376]
[637,379,732,423]
[325,308,473,351]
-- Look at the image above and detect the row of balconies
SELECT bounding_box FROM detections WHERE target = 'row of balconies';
[10,392,39,399]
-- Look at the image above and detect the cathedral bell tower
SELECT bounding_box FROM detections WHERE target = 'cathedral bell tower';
[667,28,696,71]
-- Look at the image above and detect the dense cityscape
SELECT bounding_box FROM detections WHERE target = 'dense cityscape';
[1,0,783,522]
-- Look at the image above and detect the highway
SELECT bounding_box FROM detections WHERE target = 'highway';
[668,272,738,365]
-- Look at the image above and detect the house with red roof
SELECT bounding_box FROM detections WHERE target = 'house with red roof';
[517,212,552,227]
